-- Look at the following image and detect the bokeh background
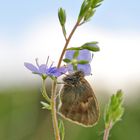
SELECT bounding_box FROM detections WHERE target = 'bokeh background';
[0,0,140,140]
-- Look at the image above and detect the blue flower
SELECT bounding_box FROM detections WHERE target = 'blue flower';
[65,49,92,75]
[24,58,67,79]
[52,66,68,77]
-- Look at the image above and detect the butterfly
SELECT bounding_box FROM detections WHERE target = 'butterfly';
[59,71,100,127]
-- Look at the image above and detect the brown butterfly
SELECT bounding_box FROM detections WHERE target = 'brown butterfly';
[59,71,100,127]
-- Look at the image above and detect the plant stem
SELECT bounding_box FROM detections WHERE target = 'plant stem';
[51,81,60,140]
[57,20,80,68]
[50,20,81,140]
[103,121,112,140]
[62,26,67,41]
[42,79,51,103]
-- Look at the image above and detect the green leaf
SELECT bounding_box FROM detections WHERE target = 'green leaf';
[78,0,90,21]
[58,8,67,38]
[78,0,104,23]
[67,41,100,52]
[81,41,100,52]
[40,101,51,110]
[116,89,123,99]
[104,90,124,128]
[73,50,79,59]
[58,8,66,26]
[81,45,100,51]
[78,60,89,64]
[63,58,71,63]
[84,9,95,22]
[67,47,81,51]
[58,119,65,140]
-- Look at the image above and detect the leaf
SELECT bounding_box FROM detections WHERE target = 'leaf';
[78,60,89,64]
[58,119,65,140]
[84,8,95,22]
[58,8,67,38]
[63,58,71,63]
[73,50,79,59]
[81,45,100,52]
[104,90,124,128]
[67,47,81,51]
[58,8,66,26]
[81,41,100,52]
[67,41,100,52]
[40,101,51,110]
[78,0,90,21]
[78,0,104,23]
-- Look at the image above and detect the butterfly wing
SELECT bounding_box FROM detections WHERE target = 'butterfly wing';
[59,78,99,127]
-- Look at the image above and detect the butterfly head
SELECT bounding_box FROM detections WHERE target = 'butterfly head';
[63,71,85,85]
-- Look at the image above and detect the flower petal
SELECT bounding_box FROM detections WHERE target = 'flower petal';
[77,50,92,61]
[67,64,74,74]
[65,50,92,62]
[24,62,39,73]
[67,64,91,75]
[39,64,48,74]
[77,64,91,75]
[65,50,75,60]
[59,66,68,73]
[54,66,68,77]
[46,67,57,76]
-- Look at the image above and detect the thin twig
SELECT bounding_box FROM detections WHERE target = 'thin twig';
[57,20,80,68]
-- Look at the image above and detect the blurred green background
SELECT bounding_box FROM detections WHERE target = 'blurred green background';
[0,85,140,140]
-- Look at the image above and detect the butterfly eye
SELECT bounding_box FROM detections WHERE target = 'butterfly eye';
[63,75,78,84]
[67,77,73,81]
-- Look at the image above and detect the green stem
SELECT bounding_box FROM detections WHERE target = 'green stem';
[42,79,51,103]
[62,26,67,41]
[51,81,61,140]
[103,121,112,140]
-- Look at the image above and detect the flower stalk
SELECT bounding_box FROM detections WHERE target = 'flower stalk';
[51,81,61,140]
[42,79,51,103]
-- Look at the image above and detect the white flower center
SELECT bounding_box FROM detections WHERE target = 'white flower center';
[71,59,78,65]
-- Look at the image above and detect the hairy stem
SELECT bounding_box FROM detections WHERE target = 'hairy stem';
[103,122,112,140]
[51,20,81,140]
